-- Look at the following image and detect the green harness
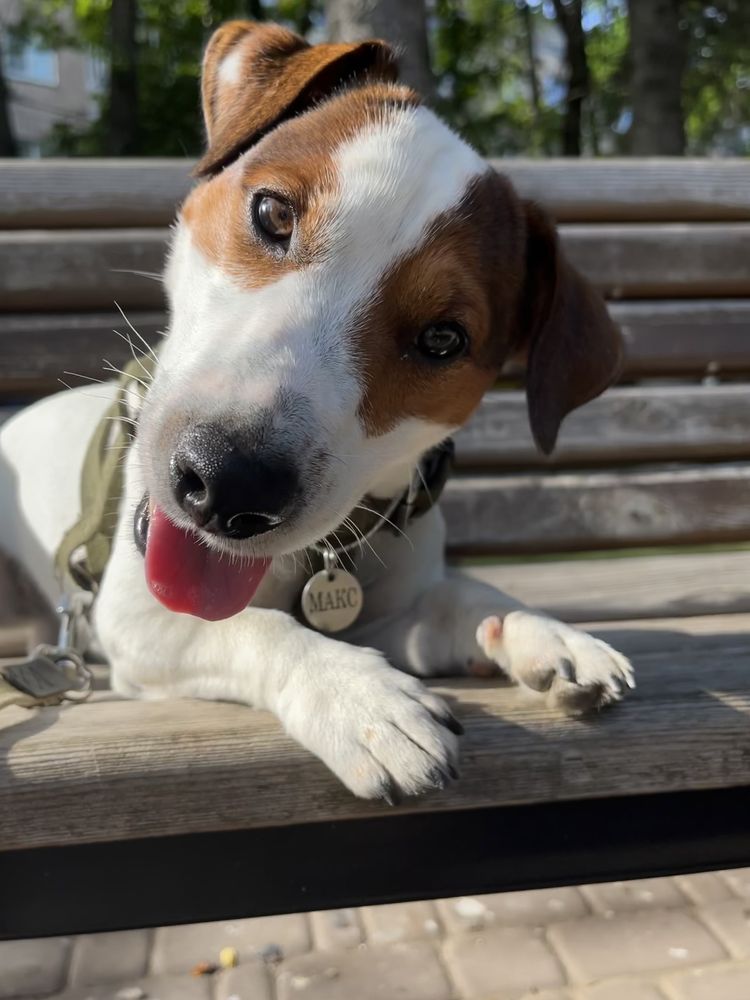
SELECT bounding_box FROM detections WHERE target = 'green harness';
[54,356,156,593]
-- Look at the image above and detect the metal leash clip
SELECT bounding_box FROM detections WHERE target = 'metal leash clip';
[1,593,94,707]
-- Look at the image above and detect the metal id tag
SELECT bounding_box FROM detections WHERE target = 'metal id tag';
[301,552,363,633]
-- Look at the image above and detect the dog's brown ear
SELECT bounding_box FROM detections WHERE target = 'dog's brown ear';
[518,201,622,455]
[196,20,398,177]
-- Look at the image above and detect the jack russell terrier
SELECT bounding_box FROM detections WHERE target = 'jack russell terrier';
[0,21,633,802]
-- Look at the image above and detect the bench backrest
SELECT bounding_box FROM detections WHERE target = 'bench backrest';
[2,158,749,559]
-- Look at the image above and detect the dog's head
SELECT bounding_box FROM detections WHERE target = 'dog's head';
[136,20,622,619]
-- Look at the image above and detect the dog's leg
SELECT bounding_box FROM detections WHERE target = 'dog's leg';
[96,529,461,801]
[354,572,634,714]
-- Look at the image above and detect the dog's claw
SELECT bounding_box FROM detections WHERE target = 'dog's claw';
[381,779,401,807]
[442,712,464,735]
[426,766,449,791]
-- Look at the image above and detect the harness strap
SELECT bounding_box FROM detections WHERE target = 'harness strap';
[54,357,155,593]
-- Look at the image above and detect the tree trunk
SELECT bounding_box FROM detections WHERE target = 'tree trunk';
[520,2,541,117]
[245,0,266,20]
[325,0,435,102]
[519,0,543,152]
[628,0,686,154]
[0,46,18,157]
[551,0,588,156]
[108,0,139,155]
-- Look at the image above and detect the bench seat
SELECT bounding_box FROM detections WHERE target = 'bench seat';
[3,555,750,939]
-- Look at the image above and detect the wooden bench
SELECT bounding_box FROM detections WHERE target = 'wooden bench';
[2,159,750,941]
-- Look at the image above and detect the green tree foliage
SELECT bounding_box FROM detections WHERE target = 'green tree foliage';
[431,0,631,156]
[432,0,558,154]
[13,0,323,156]
[682,0,750,154]
[10,0,749,157]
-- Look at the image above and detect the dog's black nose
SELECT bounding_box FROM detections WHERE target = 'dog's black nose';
[171,424,298,539]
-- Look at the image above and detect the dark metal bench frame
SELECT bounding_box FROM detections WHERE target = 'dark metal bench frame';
[3,785,750,940]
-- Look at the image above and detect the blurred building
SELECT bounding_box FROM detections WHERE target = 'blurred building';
[1,0,103,156]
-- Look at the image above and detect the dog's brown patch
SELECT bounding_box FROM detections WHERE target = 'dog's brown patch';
[197,20,398,177]
[356,171,528,436]
[181,83,420,290]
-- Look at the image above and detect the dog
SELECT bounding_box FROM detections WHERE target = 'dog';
[0,21,633,802]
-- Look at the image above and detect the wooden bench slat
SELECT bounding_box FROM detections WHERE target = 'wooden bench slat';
[563,223,750,299]
[589,613,750,656]
[456,385,750,467]
[500,158,750,222]
[611,299,750,376]
[2,300,749,395]
[0,230,169,310]
[0,160,193,229]
[3,622,750,852]
[3,159,749,227]
[4,225,750,311]
[444,462,750,553]
[0,311,166,395]
[464,550,750,622]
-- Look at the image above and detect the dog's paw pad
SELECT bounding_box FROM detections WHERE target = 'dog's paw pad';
[490,611,634,715]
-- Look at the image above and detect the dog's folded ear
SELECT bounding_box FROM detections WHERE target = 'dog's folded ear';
[195,20,398,177]
[518,200,623,455]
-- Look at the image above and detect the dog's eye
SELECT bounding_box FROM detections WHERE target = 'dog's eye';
[254,194,294,242]
[416,323,468,361]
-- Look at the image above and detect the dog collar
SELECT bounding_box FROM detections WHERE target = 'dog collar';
[312,438,455,558]
[298,439,454,634]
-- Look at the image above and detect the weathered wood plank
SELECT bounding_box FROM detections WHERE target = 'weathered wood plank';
[2,159,749,227]
[444,463,750,554]
[0,312,165,393]
[611,299,750,376]
[498,158,750,222]
[588,613,750,656]
[562,223,750,299]
[2,300,749,396]
[3,225,750,310]
[0,160,193,229]
[2,631,750,852]
[463,550,750,622]
[456,385,750,467]
[0,230,168,310]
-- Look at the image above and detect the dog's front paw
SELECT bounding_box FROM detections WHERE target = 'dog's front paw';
[283,650,462,803]
[477,611,634,714]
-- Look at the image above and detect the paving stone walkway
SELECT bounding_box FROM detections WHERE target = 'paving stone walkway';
[4,871,750,1000]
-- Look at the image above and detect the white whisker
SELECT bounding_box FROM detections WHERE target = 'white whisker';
[101,359,151,392]
[110,268,163,282]
[113,301,160,366]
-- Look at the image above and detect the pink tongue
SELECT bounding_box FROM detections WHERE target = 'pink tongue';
[145,506,270,621]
